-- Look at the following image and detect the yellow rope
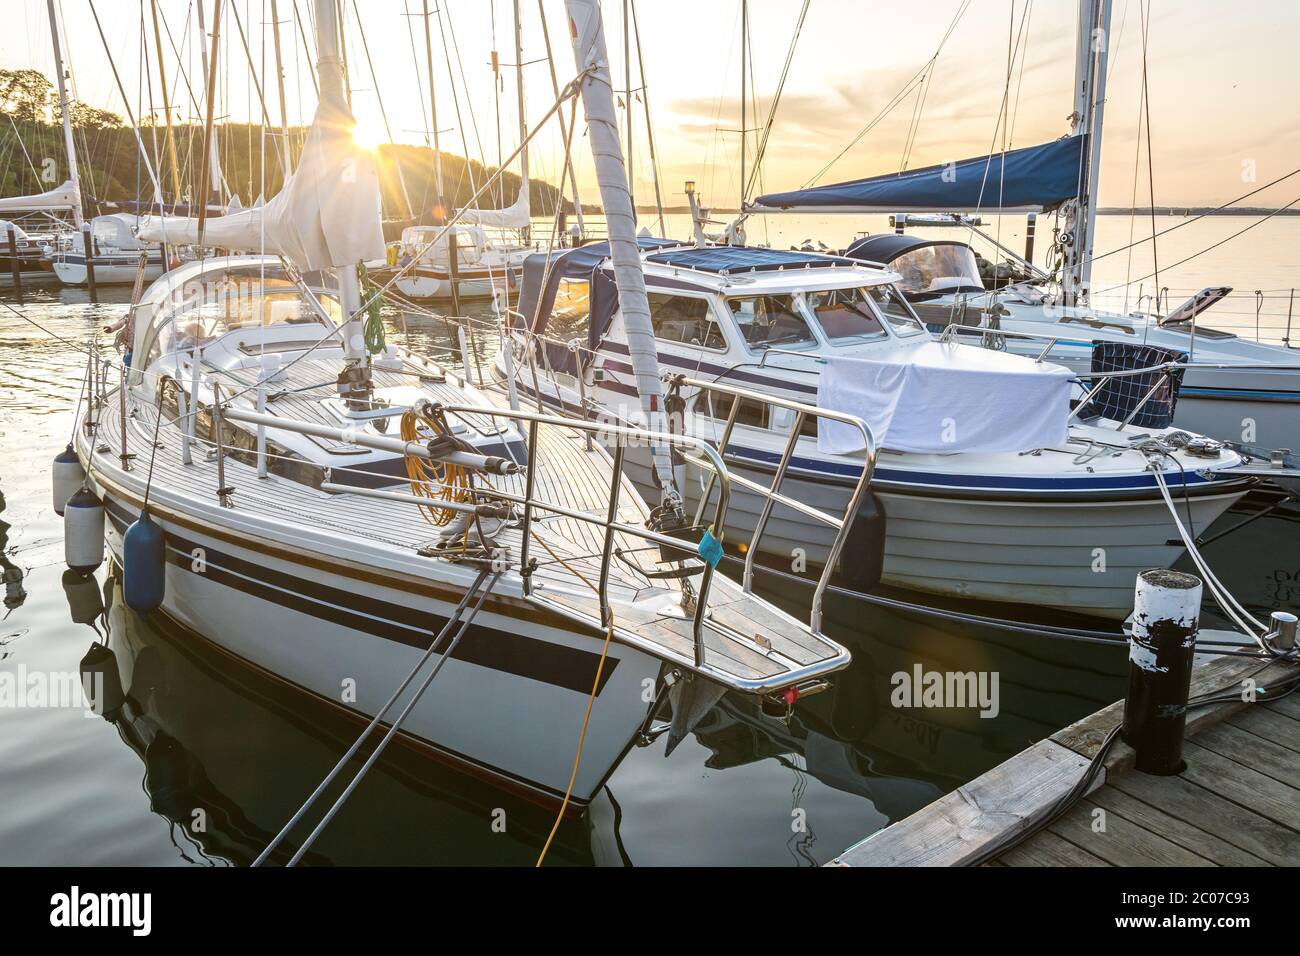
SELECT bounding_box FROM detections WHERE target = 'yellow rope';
[400,407,476,526]
[535,619,614,867]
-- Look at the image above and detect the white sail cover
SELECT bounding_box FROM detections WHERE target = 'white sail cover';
[458,149,531,228]
[137,94,384,270]
[0,179,80,213]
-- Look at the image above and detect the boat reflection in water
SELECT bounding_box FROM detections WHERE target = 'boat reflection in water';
[71,556,1130,865]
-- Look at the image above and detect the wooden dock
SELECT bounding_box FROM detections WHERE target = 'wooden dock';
[831,646,1300,867]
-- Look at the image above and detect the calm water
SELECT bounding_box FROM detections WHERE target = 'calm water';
[1,216,1297,865]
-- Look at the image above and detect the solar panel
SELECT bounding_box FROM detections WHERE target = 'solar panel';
[644,246,859,274]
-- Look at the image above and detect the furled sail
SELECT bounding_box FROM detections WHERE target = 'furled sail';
[0,180,80,213]
[748,137,1086,214]
[136,91,384,270]
[457,148,531,229]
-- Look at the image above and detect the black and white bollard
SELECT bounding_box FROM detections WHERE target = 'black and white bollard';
[1122,569,1202,775]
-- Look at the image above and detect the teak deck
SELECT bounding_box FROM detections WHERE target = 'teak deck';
[91,359,839,688]
[831,651,1300,866]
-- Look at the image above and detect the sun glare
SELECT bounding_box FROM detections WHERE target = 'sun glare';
[351,118,386,151]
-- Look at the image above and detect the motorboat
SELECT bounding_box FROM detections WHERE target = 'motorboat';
[494,242,1255,622]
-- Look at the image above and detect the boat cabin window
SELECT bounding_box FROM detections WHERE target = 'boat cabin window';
[728,294,816,350]
[867,285,927,335]
[147,284,339,366]
[650,293,725,350]
[694,392,818,437]
[547,277,591,345]
[805,287,888,343]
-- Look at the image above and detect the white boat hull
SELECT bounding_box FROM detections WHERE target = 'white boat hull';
[622,446,1244,621]
[53,255,166,287]
[94,484,658,804]
[393,269,504,301]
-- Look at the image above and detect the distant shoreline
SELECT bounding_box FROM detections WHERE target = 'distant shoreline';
[620,205,1300,217]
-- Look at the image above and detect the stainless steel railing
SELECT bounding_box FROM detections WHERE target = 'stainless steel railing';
[664,374,877,636]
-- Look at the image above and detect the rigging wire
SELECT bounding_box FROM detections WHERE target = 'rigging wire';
[803,0,972,188]
[742,0,811,206]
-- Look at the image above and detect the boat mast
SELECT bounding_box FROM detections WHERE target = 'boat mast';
[313,0,366,383]
[739,0,746,215]
[195,0,225,208]
[271,0,293,168]
[537,0,585,238]
[623,0,634,217]
[45,0,83,230]
[513,0,530,244]
[1064,0,1112,306]
[422,0,446,221]
[148,0,185,204]
[564,0,679,507]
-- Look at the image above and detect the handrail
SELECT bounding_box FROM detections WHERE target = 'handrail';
[430,403,733,671]
[663,373,877,635]
[225,399,732,671]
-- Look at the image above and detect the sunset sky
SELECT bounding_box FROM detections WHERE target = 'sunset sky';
[4,0,1298,209]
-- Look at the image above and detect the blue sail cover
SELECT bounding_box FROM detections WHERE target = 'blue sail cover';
[751,136,1086,214]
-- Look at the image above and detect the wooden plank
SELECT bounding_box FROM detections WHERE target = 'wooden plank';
[1087,784,1269,866]
[1264,691,1300,723]
[1109,770,1300,866]
[1046,798,1215,867]
[1227,706,1300,755]
[1179,741,1300,831]
[1194,721,1300,789]
[832,739,1090,867]
[997,829,1111,867]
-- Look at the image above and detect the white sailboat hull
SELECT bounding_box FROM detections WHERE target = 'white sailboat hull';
[393,268,505,301]
[94,482,658,804]
[52,254,166,287]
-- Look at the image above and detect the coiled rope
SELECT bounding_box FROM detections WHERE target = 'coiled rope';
[400,405,475,526]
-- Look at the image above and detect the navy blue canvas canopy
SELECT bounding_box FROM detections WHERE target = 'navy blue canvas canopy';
[751,136,1086,214]
[844,234,967,264]
[516,236,684,373]
[644,245,860,274]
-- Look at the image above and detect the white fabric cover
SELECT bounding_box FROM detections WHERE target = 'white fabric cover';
[137,94,384,270]
[817,341,1074,455]
[458,148,530,228]
[0,180,79,213]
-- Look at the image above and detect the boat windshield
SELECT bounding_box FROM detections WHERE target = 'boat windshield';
[804,287,888,343]
[890,243,984,298]
[866,285,927,335]
[154,281,339,356]
[727,294,817,350]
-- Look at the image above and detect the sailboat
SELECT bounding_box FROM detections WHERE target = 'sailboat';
[0,1,86,278]
[66,0,850,813]
[748,0,1300,452]
[376,0,535,303]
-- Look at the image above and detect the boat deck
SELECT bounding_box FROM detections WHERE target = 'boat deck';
[89,357,844,690]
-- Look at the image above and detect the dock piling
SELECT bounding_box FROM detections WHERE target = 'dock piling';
[1122,569,1201,775]
[80,224,98,303]
[7,228,24,304]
